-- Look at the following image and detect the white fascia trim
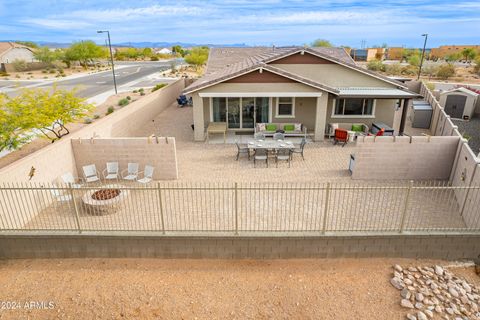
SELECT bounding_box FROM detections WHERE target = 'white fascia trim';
[199,92,323,98]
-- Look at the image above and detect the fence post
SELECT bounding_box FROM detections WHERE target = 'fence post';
[68,183,82,234]
[157,182,166,234]
[234,182,238,235]
[399,180,413,233]
[321,182,330,235]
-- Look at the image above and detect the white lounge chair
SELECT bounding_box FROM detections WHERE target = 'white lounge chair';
[103,162,119,180]
[60,172,82,188]
[82,164,100,183]
[122,163,139,181]
[137,165,155,184]
[50,188,73,202]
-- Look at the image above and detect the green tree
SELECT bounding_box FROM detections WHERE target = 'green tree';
[445,52,461,62]
[436,63,456,80]
[408,54,421,67]
[172,45,185,56]
[142,48,153,59]
[461,48,477,62]
[64,41,107,68]
[0,94,31,152]
[311,39,333,47]
[184,47,209,69]
[33,46,58,64]
[473,57,480,75]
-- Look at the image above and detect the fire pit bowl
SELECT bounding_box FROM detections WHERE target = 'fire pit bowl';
[82,185,129,215]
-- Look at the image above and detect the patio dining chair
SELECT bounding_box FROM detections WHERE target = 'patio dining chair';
[276,149,291,168]
[102,162,119,181]
[291,138,306,160]
[50,187,73,202]
[60,172,83,188]
[235,141,250,160]
[273,132,285,141]
[82,164,100,183]
[122,162,140,181]
[333,128,349,147]
[137,165,155,184]
[253,149,268,168]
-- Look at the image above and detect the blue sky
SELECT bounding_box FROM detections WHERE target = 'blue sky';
[0,0,479,47]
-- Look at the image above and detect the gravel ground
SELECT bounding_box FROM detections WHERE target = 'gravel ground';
[1,258,477,320]
[453,116,480,156]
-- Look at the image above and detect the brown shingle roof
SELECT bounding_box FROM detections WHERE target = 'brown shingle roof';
[184,46,405,94]
[0,42,33,56]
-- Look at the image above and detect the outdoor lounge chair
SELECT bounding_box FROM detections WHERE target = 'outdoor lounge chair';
[50,187,73,202]
[273,132,285,140]
[137,165,155,184]
[276,149,291,168]
[253,149,268,168]
[122,163,139,181]
[291,138,306,160]
[60,172,83,188]
[333,128,349,147]
[177,95,192,107]
[82,164,100,183]
[102,162,119,180]
[235,142,250,160]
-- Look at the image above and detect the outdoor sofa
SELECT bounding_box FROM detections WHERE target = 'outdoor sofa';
[326,123,369,138]
[255,123,307,139]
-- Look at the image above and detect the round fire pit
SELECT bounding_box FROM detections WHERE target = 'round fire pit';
[82,185,129,215]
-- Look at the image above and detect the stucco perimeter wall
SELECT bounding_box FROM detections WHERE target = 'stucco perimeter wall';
[71,138,178,180]
[1,234,480,260]
[0,79,185,183]
[352,135,460,180]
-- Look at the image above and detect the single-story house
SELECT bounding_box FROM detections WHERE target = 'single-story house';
[183,46,419,141]
[0,42,36,64]
[156,48,172,55]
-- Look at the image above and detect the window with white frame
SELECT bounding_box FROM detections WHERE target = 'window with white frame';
[276,97,295,117]
[333,98,375,117]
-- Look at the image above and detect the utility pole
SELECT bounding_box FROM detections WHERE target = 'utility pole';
[97,30,118,94]
[417,34,428,80]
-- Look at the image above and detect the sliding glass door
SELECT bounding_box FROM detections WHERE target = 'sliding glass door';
[211,97,269,129]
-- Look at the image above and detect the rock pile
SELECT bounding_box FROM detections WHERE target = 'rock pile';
[390,264,480,320]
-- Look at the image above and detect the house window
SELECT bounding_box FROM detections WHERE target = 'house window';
[276,97,295,118]
[333,98,375,117]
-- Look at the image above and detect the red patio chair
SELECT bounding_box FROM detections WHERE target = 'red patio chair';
[368,128,385,137]
[333,128,349,147]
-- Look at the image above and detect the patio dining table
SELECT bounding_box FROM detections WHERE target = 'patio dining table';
[247,139,295,150]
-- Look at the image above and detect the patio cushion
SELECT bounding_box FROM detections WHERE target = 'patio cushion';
[257,123,266,131]
[284,124,295,131]
[294,123,302,131]
[265,124,277,131]
[351,124,363,132]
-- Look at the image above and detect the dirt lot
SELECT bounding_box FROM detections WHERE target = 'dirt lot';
[0,258,478,319]
[1,66,111,80]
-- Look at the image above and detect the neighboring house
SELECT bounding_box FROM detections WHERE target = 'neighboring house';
[350,48,385,62]
[156,48,172,55]
[0,42,36,64]
[184,46,418,141]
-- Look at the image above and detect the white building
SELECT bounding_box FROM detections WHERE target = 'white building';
[0,42,36,63]
[155,48,172,55]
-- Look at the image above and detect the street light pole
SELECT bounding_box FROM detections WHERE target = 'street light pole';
[417,33,428,80]
[97,30,117,94]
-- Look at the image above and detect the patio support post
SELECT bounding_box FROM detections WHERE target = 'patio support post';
[314,94,328,141]
[234,182,239,235]
[399,180,414,233]
[321,182,330,234]
[157,182,166,234]
[68,183,82,234]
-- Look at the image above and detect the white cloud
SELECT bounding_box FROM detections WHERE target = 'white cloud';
[22,18,92,29]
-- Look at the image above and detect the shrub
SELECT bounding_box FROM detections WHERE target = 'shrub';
[140,92,145,96]
[49,69,56,74]
[84,117,93,124]
[385,63,402,76]
[401,65,418,76]
[15,74,21,78]
[132,90,138,93]
[367,60,385,72]
[126,96,131,100]
[0,72,10,77]
[106,106,114,115]
[436,64,455,80]
[93,114,100,119]
[150,56,159,61]
[118,98,129,107]
[474,58,480,75]
[41,70,48,74]
[151,83,167,92]
[12,59,28,72]
[139,88,144,93]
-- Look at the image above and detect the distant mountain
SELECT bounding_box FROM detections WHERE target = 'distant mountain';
[0,40,248,49]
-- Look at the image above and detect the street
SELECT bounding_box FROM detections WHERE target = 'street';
[0,60,182,99]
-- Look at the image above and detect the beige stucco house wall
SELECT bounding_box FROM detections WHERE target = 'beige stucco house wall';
[0,47,36,63]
